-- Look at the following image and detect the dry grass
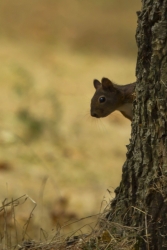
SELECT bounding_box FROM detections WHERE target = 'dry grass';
[0,196,140,250]
[0,0,141,247]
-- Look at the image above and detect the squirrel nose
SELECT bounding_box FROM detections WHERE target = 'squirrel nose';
[91,112,99,118]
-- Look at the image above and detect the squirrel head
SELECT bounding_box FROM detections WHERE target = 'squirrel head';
[91,78,124,118]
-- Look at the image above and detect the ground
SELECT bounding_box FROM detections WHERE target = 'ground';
[0,0,140,246]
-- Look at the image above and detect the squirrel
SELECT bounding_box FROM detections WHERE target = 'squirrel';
[90,77,136,121]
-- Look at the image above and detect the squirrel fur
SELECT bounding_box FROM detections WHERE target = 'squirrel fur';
[90,78,136,121]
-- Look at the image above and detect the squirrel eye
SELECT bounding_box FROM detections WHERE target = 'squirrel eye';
[98,96,106,103]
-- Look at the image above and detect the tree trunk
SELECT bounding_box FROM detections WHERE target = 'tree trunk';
[105,1,167,249]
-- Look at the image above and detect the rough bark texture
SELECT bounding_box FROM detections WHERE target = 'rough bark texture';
[106,1,167,249]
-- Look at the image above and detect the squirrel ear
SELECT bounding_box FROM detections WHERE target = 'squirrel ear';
[101,78,115,92]
[93,79,101,89]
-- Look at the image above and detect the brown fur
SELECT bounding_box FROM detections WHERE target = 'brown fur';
[90,77,136,121]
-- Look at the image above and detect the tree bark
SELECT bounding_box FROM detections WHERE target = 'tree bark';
[105,1,167,249]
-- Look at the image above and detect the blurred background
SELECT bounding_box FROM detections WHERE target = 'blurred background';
[0,0,141,244]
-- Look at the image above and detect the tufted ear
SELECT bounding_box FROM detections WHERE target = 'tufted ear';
[101,78,116,92]
[93,79,101,89]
